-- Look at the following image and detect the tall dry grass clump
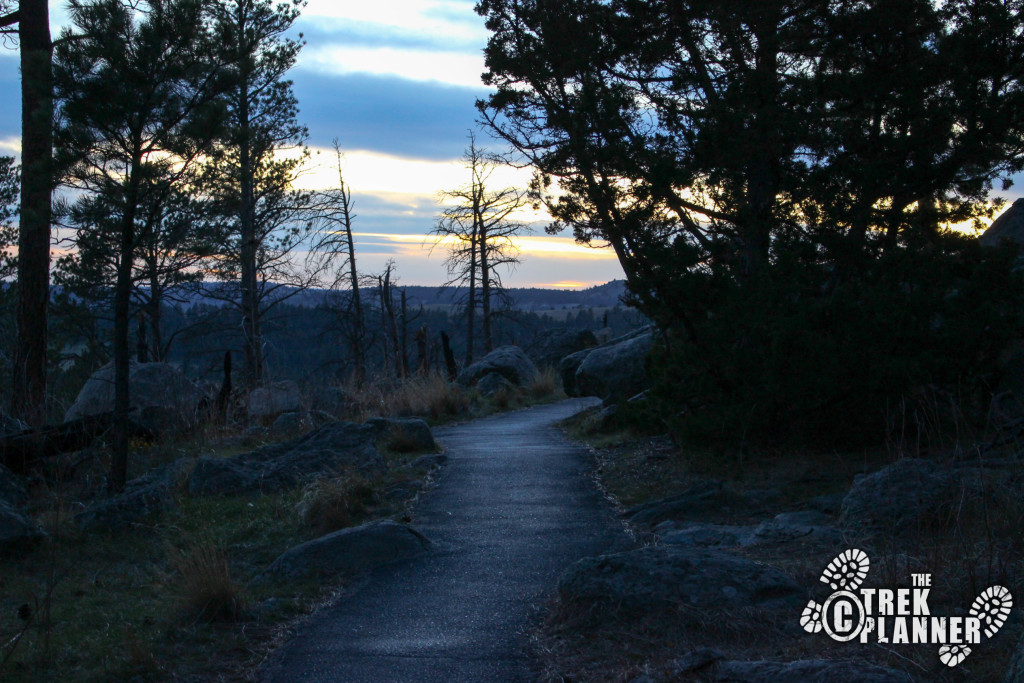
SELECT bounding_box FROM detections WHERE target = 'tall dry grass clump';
[385,373,470,421]
[295,473,377,533]
[170,542,246,622]
[528,366,562,400]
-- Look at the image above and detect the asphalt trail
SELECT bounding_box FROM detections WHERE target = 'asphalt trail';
[262,397,627,682]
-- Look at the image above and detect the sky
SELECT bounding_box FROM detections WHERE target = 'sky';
[1,2,1021,288]
[0,0,626,289]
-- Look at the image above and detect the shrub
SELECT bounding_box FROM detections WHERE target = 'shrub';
[646,232,1024,449]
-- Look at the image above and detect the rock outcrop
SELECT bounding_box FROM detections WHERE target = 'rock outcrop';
[527,329,598,368]
[457,346,538,388]
[560,349,594,397]
[366,417,437,453]
[75,459,190,531]
[261,520,430,580]
[65,361,201,431]
[574,328,654,401]
[248,380,301,420]
[839,458,969,536]
[476,372,514,397]
[188,421,389,496]
[981,198,1024,250]
[558,546,805,612]
[625,480,748,527]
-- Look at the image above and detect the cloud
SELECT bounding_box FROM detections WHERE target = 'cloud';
[295,18,481,54]
[301,0,486,43]
[339,231,624,287]
[300,44,486,89]
[295,0,488,89]
[291,70,491,160]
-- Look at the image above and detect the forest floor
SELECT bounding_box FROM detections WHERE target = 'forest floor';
[532,409,1024,682]
[0,375,565,682]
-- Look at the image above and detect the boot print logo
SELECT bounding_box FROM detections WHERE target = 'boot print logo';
[800,549,1012,667]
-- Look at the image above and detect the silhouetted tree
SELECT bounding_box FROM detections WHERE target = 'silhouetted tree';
[1,0,53,425]
[200,0,310,389]
[55,0,227,491]
[432,134,528,361]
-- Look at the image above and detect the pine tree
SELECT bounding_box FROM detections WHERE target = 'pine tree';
[55,0,228,491]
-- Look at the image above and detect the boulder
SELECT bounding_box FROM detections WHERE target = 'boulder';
[625,480,746,527]
[261,520,430,580]
[747,511,844,546]
[476,372,514,398]
[64,361,201,431]
[839,459,968,536]
[0,499,43,548]
[366,417,437,453]
[660,512,843,549]
[661,523,750,548]
[270,411,307,437]
[558,546,805,612]
[248,380,301,420]
[575,329,654,401]
[712,659,915,682]
[75,459,189,531]
[457,346,538,388]
[981,198,1024,250]
[188,421,387,496]
[560,348,595,397]
[526,329,598,368]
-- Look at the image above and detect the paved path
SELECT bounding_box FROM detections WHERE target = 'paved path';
[262,398,627,682]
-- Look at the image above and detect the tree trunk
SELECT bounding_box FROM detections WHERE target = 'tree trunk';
[136,311,148,363]
[480,221,493,354]
[215,350,231,424]
[340,174,365,385]
[441,331,457,381]
[110,166,140,493]
[399,289,409,377]
[415,324,428,375]
[11,0,53,426]
[236,17,262,389]
[464,227,477,366]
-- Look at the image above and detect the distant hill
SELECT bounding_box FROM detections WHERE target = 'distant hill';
[176,280,629,311]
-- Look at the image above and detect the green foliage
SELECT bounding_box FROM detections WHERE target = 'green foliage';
[479,0,1024,448]
[0,156,18,280]
[648,233,1024,448]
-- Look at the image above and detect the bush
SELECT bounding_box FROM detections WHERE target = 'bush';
[646,232,1024,449]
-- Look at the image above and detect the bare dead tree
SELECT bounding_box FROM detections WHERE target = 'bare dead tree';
[431,133,529,360]
[308,140,367,384]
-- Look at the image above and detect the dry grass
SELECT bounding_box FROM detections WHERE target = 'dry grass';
[333,372,470,423]
[170,541,247,623]
[528,366,562,400]
[295,474,378,533]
